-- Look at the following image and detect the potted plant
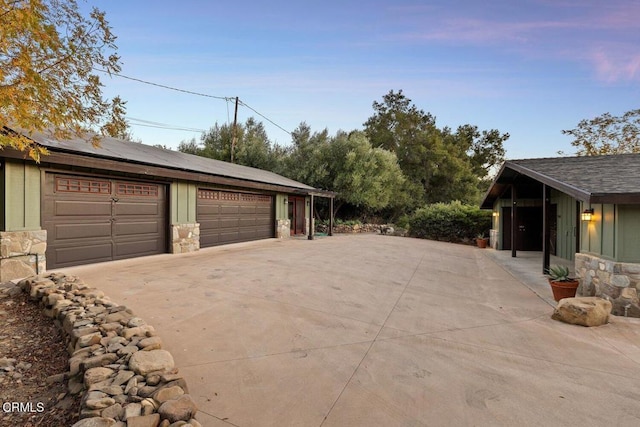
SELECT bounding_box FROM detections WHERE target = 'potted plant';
[546,265,579,302]
[476,233,489,248]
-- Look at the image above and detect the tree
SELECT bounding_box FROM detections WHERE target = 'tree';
[235,117,282,170]
[324,131,406,217]
[364,90,508,205]
[178,118,286,170]
[0,0,123,161]
[180,122,237,161]
[281,122,330,186]
[562,109,640,156]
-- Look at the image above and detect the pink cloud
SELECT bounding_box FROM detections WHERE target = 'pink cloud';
[591,49,640,83]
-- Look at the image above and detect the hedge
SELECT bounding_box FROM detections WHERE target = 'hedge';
[407,202,491,243]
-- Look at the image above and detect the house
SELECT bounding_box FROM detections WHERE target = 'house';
[481,154,640,317]
[0,126,334,281]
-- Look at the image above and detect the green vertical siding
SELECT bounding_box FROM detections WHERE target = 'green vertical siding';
[590,204,602,255]
[618,205,640,263]
[602,204,615,259]
[275,194,288,220]
[552,191,577,261]
[170,181,196,224]
[0,162,4,231]
[4,161,40,231]
[579,202,616,260]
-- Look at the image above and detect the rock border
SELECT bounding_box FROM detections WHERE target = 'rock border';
[16,273,200,427]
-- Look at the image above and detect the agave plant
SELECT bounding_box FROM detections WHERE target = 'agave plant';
[547,265,572,282]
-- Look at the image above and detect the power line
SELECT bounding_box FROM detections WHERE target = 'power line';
[126,116,205,133]
[94,68,232,100]
[239,100,292,135]
[96,68,293,136]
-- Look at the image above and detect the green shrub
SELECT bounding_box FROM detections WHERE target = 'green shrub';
[407,202,491,243]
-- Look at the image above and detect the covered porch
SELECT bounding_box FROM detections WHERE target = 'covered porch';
[483,249,575,307]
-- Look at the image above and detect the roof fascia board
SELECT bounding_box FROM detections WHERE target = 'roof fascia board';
[479,163,508,208]
[1,147,320,196]
[590,193,640,204]
[504,161,592,202]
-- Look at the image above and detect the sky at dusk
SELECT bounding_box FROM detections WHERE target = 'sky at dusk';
[91,0,640,160]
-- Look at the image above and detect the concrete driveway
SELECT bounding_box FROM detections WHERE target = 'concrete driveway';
[62,235,640,427]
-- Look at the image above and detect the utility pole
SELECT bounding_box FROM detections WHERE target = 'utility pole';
[231,96,239,163]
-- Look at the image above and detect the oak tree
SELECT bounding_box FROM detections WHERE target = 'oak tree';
[562,109,640,156]
[0,0,123,160]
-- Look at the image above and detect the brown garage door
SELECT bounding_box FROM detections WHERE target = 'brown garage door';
[197,189,274,247]
[43,174,167,268]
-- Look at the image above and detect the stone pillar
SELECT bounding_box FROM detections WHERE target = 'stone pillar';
[0,230,47,281]
[276,219,290,239]
[489,229,499,250]
[171,223,200,254]
[575,253,640,317]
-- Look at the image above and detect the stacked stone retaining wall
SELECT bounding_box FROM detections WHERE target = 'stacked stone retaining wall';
[575,253,640,318]
[16,273,200,427]
[316,223,403,235]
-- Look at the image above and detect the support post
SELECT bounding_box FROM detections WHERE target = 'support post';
[329,197,334,236]
[542,184,551,274]
[511,184,517,258]
[575,200,581,255]
[308,194,315,240]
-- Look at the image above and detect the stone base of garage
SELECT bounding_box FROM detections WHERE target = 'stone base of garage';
[276,219,290,239]
[575,253,640,317]
[0,230,47,281]
[171,223,200,254]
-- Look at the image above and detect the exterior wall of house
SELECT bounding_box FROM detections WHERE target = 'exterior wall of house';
[575,253,640,317]
[0,160,47,281]
[575,203,640,318]
[491,198,542,250]
[618,205,640,263]
[551,190,577,261]
[275,194,290,239]
[580,203,616,260]
[170,181,199,254]
[3,160,41,231]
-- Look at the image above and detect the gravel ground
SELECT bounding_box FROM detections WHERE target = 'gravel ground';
[0,284,80,426]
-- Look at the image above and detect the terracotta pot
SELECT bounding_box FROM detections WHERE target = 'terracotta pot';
[476,238,488,248]
[549,279,579,302]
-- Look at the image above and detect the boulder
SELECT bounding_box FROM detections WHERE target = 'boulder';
[552,297,612,327]
[85,367,115,387]
[157,394,198,423]
[71,418,116,427]
[129,350,174,375]
[125,413,160,427]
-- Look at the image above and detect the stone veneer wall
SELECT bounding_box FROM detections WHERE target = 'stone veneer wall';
[16,273,200,426]
[276,219,290,239]
[171,223,200,254]
[575,253,640,318]
[0,230,47,282]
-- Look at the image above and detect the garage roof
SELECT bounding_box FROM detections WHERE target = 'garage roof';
[5,126,333,196]
[481,154,640,208]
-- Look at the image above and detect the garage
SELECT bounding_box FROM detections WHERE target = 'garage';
[197,188,274,247]
[1,127,335,281]
[43,173,167,268]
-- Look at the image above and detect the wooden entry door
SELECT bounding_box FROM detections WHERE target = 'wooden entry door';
[502,206,543,251]
[288,196,306,235]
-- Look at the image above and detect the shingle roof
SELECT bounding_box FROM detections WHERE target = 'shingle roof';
[481,153,640,208]
[9,127,329,195]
